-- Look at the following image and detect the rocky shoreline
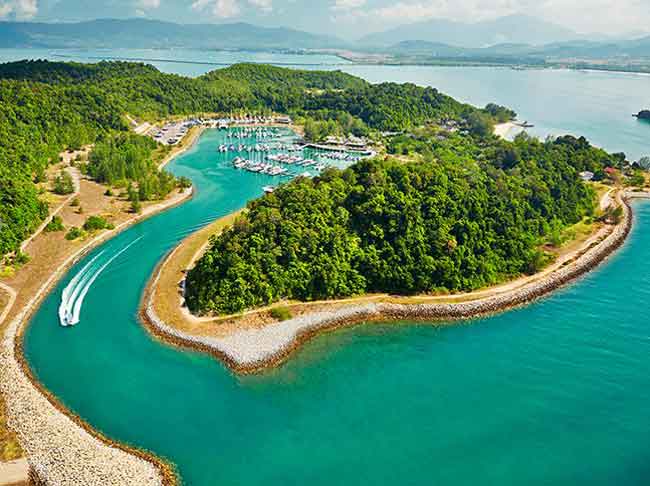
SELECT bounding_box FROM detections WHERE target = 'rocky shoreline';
[143,197,633,375]
[0,188,194,486]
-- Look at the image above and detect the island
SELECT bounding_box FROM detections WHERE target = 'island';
[635,110,650,120]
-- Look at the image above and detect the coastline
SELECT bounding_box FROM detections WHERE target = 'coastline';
[142,191,633,375]
[0,124,205,485]
[335,55,650,77]
[1,117,639,484]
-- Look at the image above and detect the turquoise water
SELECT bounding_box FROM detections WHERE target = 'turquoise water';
[24,125,650,484]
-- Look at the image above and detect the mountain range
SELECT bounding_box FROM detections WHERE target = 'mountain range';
[359,15,585,48]
[387,36,650,61]
[0,18,345,50]
[0,16,648,61]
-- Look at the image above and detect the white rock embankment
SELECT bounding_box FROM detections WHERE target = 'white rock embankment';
[145,198,632,373]
[0,189,196,486]
[1,306,163,485]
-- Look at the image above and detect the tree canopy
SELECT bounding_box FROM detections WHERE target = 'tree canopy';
[184,133,614,315]
[0,60,501,256]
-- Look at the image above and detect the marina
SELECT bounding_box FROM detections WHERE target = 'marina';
[150,118,377,173]
[214,126,369,183]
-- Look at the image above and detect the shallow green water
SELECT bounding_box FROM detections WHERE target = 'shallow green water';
[24,124,650,485]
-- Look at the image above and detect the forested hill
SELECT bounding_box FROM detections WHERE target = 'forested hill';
[185,134,616,315]
[0,60,475,128]
[200,63,367,90]
[0,60,488,256]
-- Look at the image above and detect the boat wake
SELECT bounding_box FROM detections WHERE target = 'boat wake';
[58,236,144,327]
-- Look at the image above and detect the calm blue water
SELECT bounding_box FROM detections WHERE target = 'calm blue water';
[15,51,650,485]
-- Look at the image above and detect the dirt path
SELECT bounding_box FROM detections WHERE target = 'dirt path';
[0,284,15,329]
[20,151,84,254]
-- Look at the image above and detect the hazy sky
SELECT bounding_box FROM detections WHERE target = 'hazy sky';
[0,0,648,38]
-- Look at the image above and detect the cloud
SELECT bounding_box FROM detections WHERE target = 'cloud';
[331,0,366,11]
[248,0,272,13]
[138,0,160,8]
[0,0,38,19]
[191,0,272,19]
[330,0,650,35]
[0,3,12,17]
[523,0,650,34]
[333,0,518,25]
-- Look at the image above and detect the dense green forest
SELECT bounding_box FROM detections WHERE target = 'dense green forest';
[87,134,177,201]
[185,133,618,315]
[0,60,500,257]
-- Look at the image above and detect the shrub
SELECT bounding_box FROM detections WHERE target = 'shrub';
[131,197,142,214]
[12,251,30,266]
[177,176,192,190]
[65,227,84,240]
[83,215,113,232]
[44,215,65,232]
[626,171,645,187]
[53,170,75,195]
[269,306,292,321]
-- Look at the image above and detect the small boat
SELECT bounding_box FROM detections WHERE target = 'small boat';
[263,185,275,194]
[58,305,73,327]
